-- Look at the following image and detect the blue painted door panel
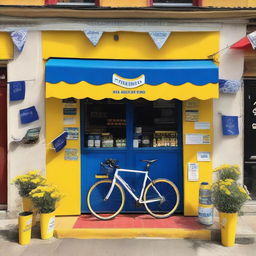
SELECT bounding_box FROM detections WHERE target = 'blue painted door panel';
[81,101,183,213]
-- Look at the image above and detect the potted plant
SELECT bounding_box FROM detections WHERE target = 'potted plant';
[212,165,251,247]
[29,184,62,239]
[12,170,46,225]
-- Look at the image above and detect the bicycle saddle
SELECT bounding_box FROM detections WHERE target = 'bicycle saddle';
[141,159,158,164]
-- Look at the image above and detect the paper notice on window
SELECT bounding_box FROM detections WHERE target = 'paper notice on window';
[188,163,199,181]
[194,122,210,130]
[185,134,210,145]
[197,152,211,162]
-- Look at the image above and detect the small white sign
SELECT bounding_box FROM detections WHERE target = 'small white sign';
[197,152,211,162]
[64,117,76,125]
[185,134,210,145]
[48,216,55,232]
[188,163,199,181]
[186,134,203,144]
[194,122,210,130]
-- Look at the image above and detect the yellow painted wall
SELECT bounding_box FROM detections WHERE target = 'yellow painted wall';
[183,99,213,216]
[46,98,81,215]
[42,31,219,60]
[44,31,219,215]
[0,33,13,60]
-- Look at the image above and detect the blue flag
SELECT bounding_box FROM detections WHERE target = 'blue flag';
[10,81,25,101]
[20,106,39,124]
[222,115,239,136]
[52,132,68,152]
[219,79,241,94]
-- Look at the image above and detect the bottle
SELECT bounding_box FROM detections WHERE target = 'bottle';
[87,135,94,148]
[198,182,213,225]
[94,135,101,148]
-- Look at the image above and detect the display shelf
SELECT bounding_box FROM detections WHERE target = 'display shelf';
[133,147,181,151]
[82,147,127,151]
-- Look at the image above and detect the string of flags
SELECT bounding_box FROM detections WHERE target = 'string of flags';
[83,30,172,49]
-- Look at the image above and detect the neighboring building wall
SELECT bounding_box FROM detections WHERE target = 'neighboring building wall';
[213,23,246,184]
[7,32,45,212]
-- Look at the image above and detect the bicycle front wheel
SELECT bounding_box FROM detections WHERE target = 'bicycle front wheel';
[87,180,125,220]
[143,179,180,219]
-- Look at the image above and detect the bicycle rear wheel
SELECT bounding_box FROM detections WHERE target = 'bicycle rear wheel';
[87,180,125,220]
[143,179,180,219]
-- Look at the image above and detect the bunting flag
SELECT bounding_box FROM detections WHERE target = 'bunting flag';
[149,32,171,49]
[84,31,103,46]
[10,30,27,52]
[9,81,26,101]
[231,31,256,50]
[52,131,68,152]
[20,106,39,124]
[219,79,241,94]
[222,115,239,136]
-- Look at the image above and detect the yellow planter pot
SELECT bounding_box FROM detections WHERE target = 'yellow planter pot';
[18,212,33,245]
[22,197,37,227]
[40,211,55,239]
[219,212,238,247]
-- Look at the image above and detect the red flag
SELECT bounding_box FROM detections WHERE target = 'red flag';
[230,36,251,49]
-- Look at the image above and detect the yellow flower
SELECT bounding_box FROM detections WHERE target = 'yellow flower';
[31,178,40,184]
[238,186,246,194]
[32,192,45,198]
[27,170,40,176]
[50,192,60,199]
[225,189,231,195]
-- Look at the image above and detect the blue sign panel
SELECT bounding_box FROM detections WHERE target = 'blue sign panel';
[52,131,68,152]
[10,81,25,101]
[20,106,39,124]
[222,115,239,136]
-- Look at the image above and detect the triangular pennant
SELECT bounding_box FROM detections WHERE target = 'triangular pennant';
[230,36,251,49]
[247,31,256,49]
[10,30,27,52]
[149,32,171,49]
[84,30,103,46]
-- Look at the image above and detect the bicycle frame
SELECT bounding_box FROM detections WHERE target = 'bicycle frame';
[105,168,164,204]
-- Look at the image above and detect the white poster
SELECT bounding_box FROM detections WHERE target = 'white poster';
[194,122,210,130]
[197,152,211,162]
[185,134,210,145]
[64,117,76,125]
[188,163,199,182]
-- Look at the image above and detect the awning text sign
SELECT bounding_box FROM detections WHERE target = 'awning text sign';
[112,74,145,89]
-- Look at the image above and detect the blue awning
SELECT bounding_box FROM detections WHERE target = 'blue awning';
[45,59,219,100]
[46,59,218,86]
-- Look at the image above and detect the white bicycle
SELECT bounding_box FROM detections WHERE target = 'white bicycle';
[87,159,180,220]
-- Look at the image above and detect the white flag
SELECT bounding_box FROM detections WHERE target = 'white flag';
[248,31,256,49]
[84,31,103,46]
[10,30,27,52]
[149,32,171,49]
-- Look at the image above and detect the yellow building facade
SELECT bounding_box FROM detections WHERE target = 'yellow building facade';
[43,31,219,216]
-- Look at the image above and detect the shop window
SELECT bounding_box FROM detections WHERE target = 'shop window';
[133,99,179,148]
[83,99,179,149]
[84,99,126,148]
